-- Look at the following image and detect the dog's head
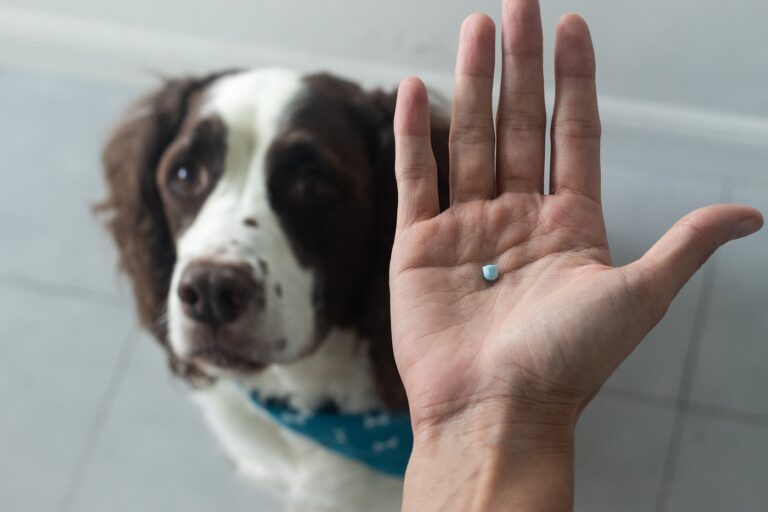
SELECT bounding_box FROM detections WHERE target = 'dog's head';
[100,69,448,406]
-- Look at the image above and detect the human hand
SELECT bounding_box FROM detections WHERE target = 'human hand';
[390,0,762,508]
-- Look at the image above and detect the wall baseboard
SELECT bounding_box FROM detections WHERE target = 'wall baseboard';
[1,5,767,153]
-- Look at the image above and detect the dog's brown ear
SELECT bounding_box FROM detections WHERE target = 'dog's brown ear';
[361,86,451,409]
[366,87,450,265]
[97,72,227,382]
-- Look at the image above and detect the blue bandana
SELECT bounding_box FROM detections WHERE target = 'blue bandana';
[248,391,413,477]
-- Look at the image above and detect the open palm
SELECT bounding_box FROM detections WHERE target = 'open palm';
[390,0,763,434]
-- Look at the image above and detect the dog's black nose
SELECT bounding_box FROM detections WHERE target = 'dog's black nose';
[178,262,263,325]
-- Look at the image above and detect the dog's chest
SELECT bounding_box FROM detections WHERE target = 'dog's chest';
[191,330,403,511]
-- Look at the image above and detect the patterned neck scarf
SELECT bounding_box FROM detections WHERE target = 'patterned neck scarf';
[248,391,413,477]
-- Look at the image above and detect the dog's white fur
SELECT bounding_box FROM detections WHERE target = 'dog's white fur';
[166,69,403,511]
[194,332,402,512]
[168,70,316,366]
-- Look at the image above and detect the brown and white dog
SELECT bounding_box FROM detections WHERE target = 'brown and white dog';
[100,69,448,511]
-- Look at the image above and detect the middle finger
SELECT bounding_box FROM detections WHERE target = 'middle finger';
[449,13,497,204]
[496,0,546,195]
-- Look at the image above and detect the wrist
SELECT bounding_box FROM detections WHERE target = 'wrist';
[403,401,576,512]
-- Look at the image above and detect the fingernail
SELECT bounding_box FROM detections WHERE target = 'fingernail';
[731,217,763,240]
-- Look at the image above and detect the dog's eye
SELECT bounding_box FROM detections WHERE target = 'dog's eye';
[169,163,209,197]
[287,172,340,207]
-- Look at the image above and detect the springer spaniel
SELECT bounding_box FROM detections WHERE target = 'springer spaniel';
[100,69,448,512]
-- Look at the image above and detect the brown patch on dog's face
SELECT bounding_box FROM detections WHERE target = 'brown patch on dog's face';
[155,95,228,239]
[266,76,378,328]
[261,74,451,408]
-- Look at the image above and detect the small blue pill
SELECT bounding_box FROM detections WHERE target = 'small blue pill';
[482,264,499,282]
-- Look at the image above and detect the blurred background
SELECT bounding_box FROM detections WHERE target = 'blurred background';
[0,1,766,511]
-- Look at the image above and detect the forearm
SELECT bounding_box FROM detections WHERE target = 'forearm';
[403,415,575,512]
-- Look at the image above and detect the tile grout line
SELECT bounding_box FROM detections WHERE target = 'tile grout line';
[600,386,678,410]
[685,401,768,429]
[601,386,768,429]
[0,274,125,308]
[57,328,140,512]
[654,179,733,512]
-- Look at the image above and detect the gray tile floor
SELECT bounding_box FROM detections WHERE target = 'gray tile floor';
[0,68,766,512]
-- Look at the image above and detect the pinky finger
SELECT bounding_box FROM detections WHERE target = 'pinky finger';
[394,77,440,228]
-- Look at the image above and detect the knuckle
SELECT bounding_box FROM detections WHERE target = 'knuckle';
[553,117,601,140]
[677,218,718,268]
[397,161,433,181]
[696,239,719,268]
[501,45,543,59]
[497,108,547,133]
[449,122,495,147]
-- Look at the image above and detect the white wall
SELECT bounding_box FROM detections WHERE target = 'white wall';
[1,0,766,119]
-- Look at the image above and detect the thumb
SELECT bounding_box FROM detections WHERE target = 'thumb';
[629,204,763,307]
